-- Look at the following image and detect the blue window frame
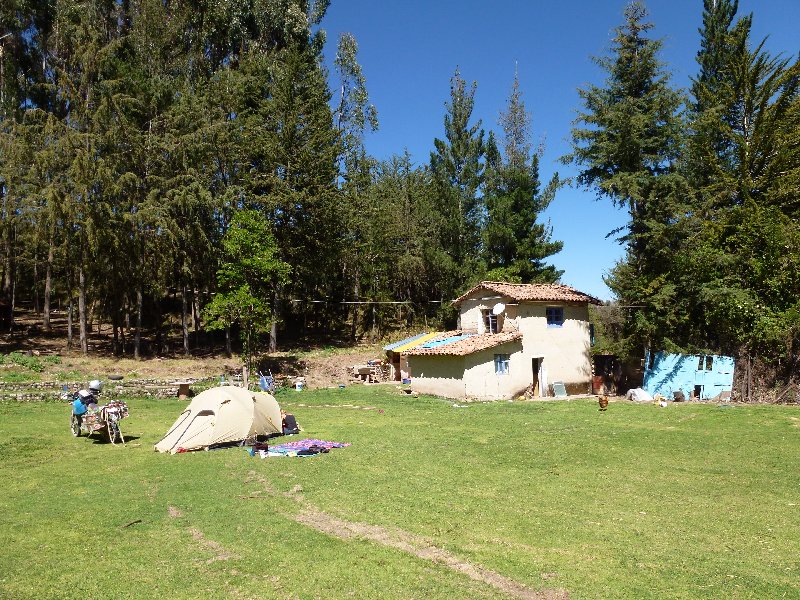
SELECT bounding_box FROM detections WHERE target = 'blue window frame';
[546,306,564,327]
[494,354,510,375]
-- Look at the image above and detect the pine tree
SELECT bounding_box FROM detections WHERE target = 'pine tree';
[566,2,687,352]
[0,1,55,330]
[681,0,800,365]
[483,72,563,283]
[688,0,800,211]
[333,31,380,339]
[430,68,485,277]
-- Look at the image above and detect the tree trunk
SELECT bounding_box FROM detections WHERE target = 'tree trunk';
[112,310,120,355]
[11,274,16,333]
[1,188,11,324]
[225,325,232,357]
[269,319,277,353]
[33,248,39,314]
[2,210,13,332]
[269,288,281,353]
[134,287,142,360]
[351,275,360,341]
[43,233,54,331]
[78,266,88,354]
[155,303,164,355]
[181,285,189,355]
[120,317,126,355]
[67,298,73,348]
[192,282,200,330]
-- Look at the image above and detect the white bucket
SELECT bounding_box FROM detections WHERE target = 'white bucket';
[295,381,304,391]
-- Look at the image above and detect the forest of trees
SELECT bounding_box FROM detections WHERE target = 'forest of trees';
[0,0,562,359]
[1,1,799,392]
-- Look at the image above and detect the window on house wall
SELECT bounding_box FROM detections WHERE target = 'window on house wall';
[494,354,510,374]
[697,355,714,371]
[546,306,564,327]
[482,309,499,334]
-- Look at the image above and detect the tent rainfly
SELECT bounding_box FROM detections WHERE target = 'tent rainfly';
[154,386,282,454]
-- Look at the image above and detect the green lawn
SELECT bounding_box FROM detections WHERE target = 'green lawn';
[1,388,798,599]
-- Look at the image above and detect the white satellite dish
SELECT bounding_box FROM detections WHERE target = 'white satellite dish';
[492,302,506,315]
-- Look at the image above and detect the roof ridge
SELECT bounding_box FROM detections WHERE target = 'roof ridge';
[482,281,576,288]
[455,281,602,305]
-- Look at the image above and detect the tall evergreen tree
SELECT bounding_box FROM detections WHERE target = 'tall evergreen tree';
[688,0,800,212]
[483,72,563,283]
[0,1,55,329]
[333,31,380,339]
[430,68,485,280]
[679,0,800,367]
[566,2,687,353]
[261,43,340,344]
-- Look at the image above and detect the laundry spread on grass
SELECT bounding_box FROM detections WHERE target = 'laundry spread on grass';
[249,438,350,458]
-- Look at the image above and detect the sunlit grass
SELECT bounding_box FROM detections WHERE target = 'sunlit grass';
[0,368,41,383]
[1,389,797,599]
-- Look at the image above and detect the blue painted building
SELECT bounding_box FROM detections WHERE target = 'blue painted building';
[643,351,735,400]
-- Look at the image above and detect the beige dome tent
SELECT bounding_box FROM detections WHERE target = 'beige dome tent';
[154,386,282,454]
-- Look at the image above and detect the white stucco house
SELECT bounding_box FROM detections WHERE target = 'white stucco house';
[403,281,602,400]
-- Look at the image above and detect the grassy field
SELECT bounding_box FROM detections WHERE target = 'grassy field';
[1,387,798,600]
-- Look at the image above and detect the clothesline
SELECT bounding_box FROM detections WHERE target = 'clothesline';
[290,299,447,304]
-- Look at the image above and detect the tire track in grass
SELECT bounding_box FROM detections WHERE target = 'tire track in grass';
[168,504,239,565]
[168,505,269,599]
[243,471,569,600]
[189,527,239,564]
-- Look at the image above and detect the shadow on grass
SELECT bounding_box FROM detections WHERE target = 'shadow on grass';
[88,434,141,444]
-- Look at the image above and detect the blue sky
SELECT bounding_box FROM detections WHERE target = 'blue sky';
[320,1,799,300]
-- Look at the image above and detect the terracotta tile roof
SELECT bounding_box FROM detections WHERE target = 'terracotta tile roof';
[405,331,522,356]
[453,281,603,305]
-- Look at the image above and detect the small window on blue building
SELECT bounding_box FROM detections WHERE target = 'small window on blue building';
[698,355,714,371]
[494,354,510,375]
[546,307,564,327]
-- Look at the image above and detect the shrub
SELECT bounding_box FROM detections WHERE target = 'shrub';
[3,352,44,372]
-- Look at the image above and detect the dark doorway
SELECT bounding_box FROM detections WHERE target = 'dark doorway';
[531,357,542,397]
